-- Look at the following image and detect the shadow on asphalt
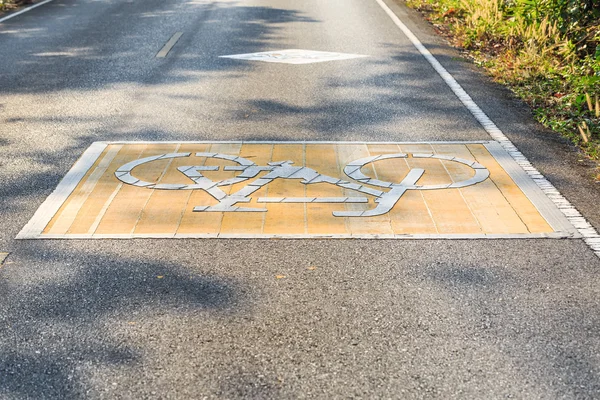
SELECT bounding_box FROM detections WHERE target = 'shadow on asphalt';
[0,1,319,94]
[0,242,242,398]
[2,240,600,397]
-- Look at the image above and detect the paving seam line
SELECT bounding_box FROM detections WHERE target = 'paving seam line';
[0,0,55,24]
[374,0,600,259]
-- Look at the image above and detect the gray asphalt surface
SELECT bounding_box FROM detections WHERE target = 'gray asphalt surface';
[1,0,600,398]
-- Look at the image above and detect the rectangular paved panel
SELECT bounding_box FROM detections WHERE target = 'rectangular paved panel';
[17,141,579,239]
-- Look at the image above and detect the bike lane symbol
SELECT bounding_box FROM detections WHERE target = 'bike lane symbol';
[115,152,490,217]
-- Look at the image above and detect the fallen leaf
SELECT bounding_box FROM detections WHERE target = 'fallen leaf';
[157,275,164,279]
[276,275,286,279]
[442,8,456,17]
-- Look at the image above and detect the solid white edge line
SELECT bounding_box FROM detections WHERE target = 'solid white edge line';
[374,0,600,258]
[15,142,108,239]
[0,0,56,24]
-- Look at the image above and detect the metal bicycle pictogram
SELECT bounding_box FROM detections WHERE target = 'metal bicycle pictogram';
[114,152,490,217]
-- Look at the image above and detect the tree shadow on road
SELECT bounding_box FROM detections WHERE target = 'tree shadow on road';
[0,241,244,398]
[230,51,497,141]
[0,0,319,94]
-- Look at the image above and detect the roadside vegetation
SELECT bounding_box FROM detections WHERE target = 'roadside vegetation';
[0,0,30,12]
[405,0,600,174]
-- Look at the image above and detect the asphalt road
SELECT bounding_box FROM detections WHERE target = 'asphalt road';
[1,0,600,398]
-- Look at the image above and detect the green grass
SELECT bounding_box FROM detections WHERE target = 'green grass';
[406,0,600,174]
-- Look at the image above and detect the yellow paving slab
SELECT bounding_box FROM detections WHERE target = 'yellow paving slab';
[263,144,306,235]
[45,144,123,235]
[220,143,273,235]
[367,144,437,235]
[336,144,394,236]
[467,144,552,233]
[24,141,568,239]
[95,144,179,235]
[400,144,482,234]
[178,143,241,236]
[135,144,204,235]
[433,144,529,234]
[44,144,147,235]
[431,144,522,233]
[305,144,349,235]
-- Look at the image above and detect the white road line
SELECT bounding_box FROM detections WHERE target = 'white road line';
[374,0,600,259]
[156,32,183,58]
[16,142,108,239]
[48,144,122,235]
[0,0,55,24]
